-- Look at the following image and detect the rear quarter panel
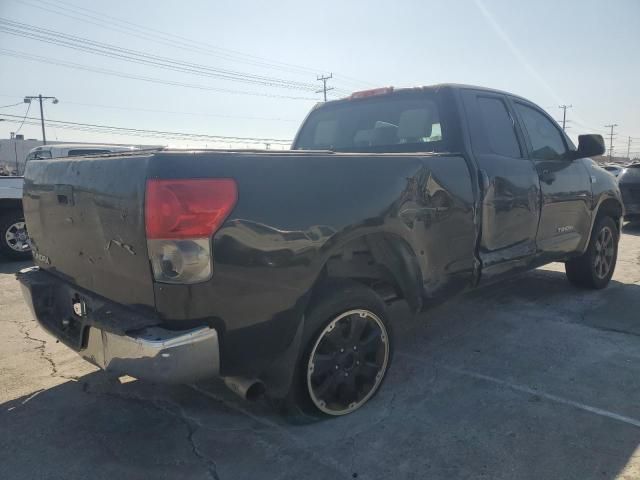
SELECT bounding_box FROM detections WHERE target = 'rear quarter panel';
[147,151,476,372]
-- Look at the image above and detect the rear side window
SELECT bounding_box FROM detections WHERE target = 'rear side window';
[515,103,567,160]
[295,95,445,153]
[67,149,111,157]
[476,96,521,158]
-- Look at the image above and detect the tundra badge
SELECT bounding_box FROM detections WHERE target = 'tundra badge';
[557,225,575,234]
[32,251,51,264]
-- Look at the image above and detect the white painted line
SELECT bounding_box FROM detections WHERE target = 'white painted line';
[398,352,640,429]
[21,388,44,405]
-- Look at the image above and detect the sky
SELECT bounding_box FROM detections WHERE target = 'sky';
[0,0,639,154]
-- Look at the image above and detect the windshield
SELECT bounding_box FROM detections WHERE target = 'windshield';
[294,94,446,153]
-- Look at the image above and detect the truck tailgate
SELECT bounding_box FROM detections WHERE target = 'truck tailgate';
[22,153,155,308]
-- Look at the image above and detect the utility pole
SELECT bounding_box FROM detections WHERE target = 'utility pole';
[14,138,19,175]
[604,124,618,162]
[627,136,632,160]
[23,94,58,145]
[558,104,572,131]
[316,73,334,102]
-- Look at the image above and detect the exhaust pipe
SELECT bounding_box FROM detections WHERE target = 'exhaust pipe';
[223,376,265,401]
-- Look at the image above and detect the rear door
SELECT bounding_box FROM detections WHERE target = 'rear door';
[512,100,592,256]
[460,89,541,276]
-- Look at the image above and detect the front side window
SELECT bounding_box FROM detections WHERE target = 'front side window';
[294,94,445,153]
[515,103,567,160]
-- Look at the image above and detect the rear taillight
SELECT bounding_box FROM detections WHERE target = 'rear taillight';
[145,178,237,284]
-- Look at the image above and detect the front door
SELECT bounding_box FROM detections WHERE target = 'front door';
[512,100,592,257]
[460,90,541,277]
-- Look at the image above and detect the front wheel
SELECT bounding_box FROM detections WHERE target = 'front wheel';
[0,212,32,260]
[565,216,619,289]
[286,281,393,418]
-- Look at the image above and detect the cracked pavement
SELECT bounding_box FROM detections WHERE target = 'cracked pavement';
[1,222,640,479]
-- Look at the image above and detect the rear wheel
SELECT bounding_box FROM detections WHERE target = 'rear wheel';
[565,216,618,289]
[285,281,393,418]
[0,212,31,260]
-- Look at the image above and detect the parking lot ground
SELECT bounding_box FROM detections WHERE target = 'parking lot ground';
[1,223,639,480]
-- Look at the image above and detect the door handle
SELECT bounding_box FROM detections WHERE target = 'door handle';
[539,169,555,184]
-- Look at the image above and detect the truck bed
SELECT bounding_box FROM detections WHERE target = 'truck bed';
[23,148,476,374]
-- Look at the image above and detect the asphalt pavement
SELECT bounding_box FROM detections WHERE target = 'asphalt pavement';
[1,223,639,480]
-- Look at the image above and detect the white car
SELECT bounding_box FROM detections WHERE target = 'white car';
[0,144,140,260]
[603,164,625,178]
[0,176,30,259]
[25,143,138,161]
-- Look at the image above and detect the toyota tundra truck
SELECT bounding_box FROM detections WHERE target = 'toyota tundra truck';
[17,84,623,417]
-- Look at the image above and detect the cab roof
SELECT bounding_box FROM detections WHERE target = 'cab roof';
[330,83,529,103]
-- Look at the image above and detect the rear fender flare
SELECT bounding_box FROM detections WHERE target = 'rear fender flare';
[317,231,424,312]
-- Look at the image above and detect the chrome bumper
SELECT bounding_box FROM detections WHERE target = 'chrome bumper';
[82,325,220,384]
[17,266,220,384]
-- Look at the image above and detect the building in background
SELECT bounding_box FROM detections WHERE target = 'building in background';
[0,135,61,175]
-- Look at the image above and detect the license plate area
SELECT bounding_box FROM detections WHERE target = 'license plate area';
[19,268,162,351]
[37,286,94,351]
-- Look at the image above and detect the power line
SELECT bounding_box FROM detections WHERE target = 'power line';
[569,108,640,140]
[0,113,293,144]
[2,118,292,145]
[0,48,319,101]
[0,18,322,92]
[12,102,31,134]
[60,100,299,122]
[3,118,293,146]
[0,96,300,122]
[22,0,371,89]
[0,101,24,108]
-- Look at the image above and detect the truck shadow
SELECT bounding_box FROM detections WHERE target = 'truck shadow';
[0,259,32,274]
[623,220,640,237]
[1,267,639,479]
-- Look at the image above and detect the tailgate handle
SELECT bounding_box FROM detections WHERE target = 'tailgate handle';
[55,184,74,206]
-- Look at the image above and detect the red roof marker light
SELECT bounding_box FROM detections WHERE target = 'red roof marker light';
[349,87,394,100]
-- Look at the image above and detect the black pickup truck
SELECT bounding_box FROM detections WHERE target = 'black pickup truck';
[18,84,623,417]
[619,163,640,220]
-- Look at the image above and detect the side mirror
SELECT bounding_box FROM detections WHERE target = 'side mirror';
[569,134,605,159]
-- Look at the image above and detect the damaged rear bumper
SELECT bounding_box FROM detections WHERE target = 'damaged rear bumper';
[17,266,220,384]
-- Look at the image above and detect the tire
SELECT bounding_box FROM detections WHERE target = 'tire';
[0,211,31,261]
[282,280,393,419]
[565,216,619,289]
